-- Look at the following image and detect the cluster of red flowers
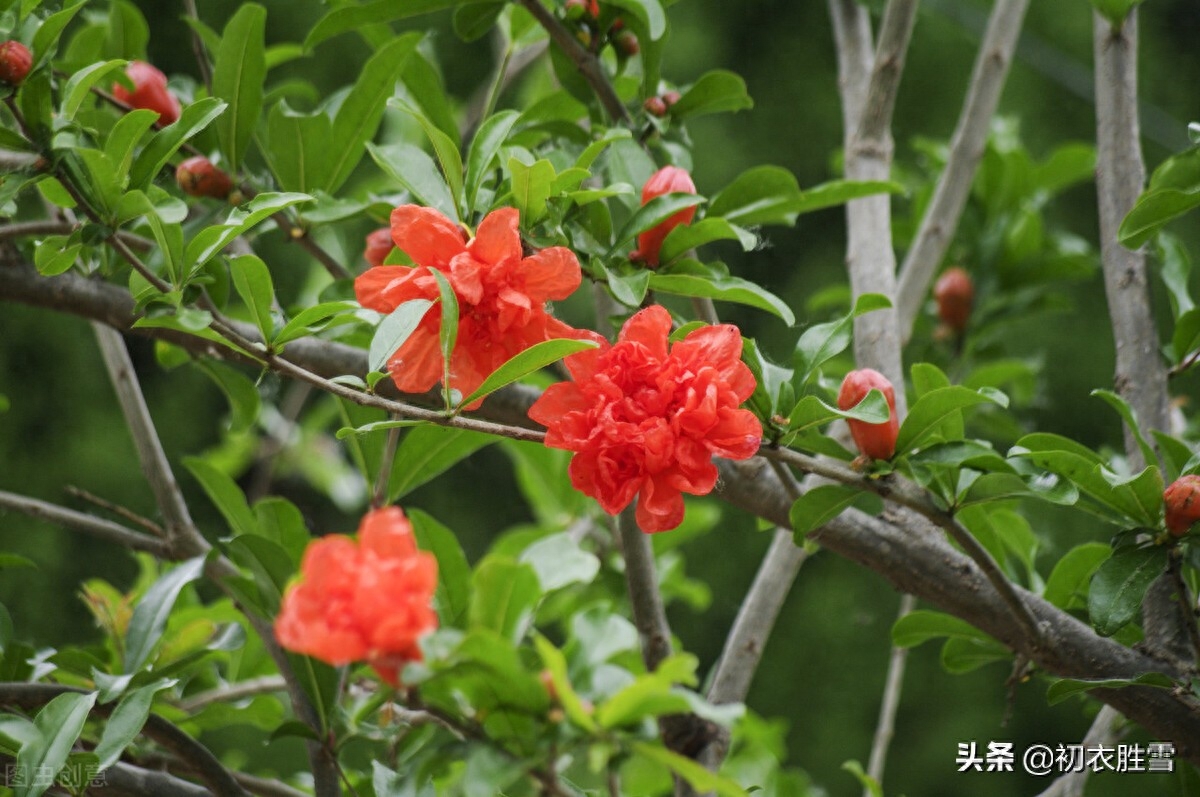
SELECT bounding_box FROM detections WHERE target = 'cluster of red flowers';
[275,507,438,685]
[355,205,584,409]
[529,305,762,532]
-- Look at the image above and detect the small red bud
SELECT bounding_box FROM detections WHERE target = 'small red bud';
[643,96,667,117]
[0,41,32,86]
[175,156,233,200]
[631,165,696,267]
[1164,475,1200,536]
[113,61,181,125]
[838,369,899,461]
[934,267,974,333]
[662,90,682,108]
[564,0,598,19]
[538,669,560,703]
[363,227,394,268]
[613,29,639,56]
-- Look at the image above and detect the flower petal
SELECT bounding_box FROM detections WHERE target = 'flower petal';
[355,266,424,313]
[469,207,522,266]
[387,322,444,395]
[619,305,672,361]
[391,205,466,268]
[519,247,582,301]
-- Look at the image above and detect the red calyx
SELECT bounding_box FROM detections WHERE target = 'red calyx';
[175,156,234,200]
[113,61,181,125]
[934,267,974,333]
[0,41,32,86]
[1165,475,1200,537]
[837,368,899,461]
[643,96,667,117]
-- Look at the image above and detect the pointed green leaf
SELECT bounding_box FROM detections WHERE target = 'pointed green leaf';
[368,298,434,375]
[129,98,228,190]
[668,69,752,119]
[306,0,494,49]
[793,293,892,386]
[186,192,312,269]
[265,102,332,193]
[1091,389,1159,470]
[790,485,883,537]
[465,110,519,214]
[659,217,756,263]
[1088,545,1168,636]
[631,742,750,797]
[368,141,457,219]
[124,557,205,673]
[1043,542,1111,610]
[16,691,97,797]
[508,156,556,224]
[94,680,175,769]
[1046,671,1173,706]
[183,457,259,538]
[469,557,540,644]
[230,254,275,342]
[457,338,600,409]
[409,509,471,628]
[896,386,1006,455]
[388,426,495,501]
[891,609,990,648]
[212,3,267,170]
[609,192,707,256]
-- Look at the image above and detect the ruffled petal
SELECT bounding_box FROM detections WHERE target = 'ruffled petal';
[386,322,444,395]
[449,252,485,305]
[636,474,685,533]
[355,266,424,313]
[672,324,743,373]
[359,507,418,558]
[518,247,583,301]
[469,207,522,266]
[619,305,672,361]
[391,205,466,268]
[703,407,763,460]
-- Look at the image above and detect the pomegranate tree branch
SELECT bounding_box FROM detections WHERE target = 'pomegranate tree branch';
[514,0,630,123]
[895,0,1030,337]
[0,489,169,557]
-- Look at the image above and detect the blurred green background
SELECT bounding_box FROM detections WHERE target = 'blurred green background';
[3,1,1200,795]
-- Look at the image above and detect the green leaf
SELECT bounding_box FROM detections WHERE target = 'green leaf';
[453,2,505,41]
[16,691,97,797]
[211,3,267,170]
[368,141,457,219]
[306,0,494,48]
[196,360,261,432]
[842,760,883,797]
[1089,0,1146,27]
[1088,545,1168,636]
[1157,232,1194,321]
[265,102,332,193]
[891,610,990,648]
[895,386,1006,455]
[519,533,600,591]
[940,635,1012,674]
[597,679,691,730]
[609,193,707,256]
[533,635,597,731]
[709,170,900,227]
[274,300,357,347]
[793,293,892,386]
[186,192,312,269]
[388,426,495,501]
[326,34,421,193]
[94,680,174,769]
[457,338,600,409]
[31,1,85,67]
[1091,389,1158,469]
[124,557,205,673]
[368,298,435,375]
[33,234,81,277]
[409,509,471,628]
[184,457,259,537]
[606,0,667,40]
[788,179,904,216]
[1171,307,1200,364]
[1043,542,1111,610]
[396,99,465,219]
[789,485,883,537]
[508,156,555,224]
[230,254,275,342]
[785,391,890,435]
[1046,671,1173,706]
[129,97,228,190]
[429,268,459,408]
[596,259,651,307]
[649,261,794,325]
[469,557,540,644]
[659,217,756,263]
[60,59,126,120]
[668,69,752,119]
[631,741,750,797]
[465,110,519,214]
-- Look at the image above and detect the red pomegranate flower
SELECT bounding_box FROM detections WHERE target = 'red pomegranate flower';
[631,165,697,268]
[275,507,438,686]
[113,61,181,125]
[529,305,762,532]
[355,205,584,408]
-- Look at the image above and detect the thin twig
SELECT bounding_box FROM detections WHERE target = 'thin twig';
[177,676,289,713]
[64,485,166,537]
[0,220,153,250]
[372,422,402,508]
[894,0,1030,338]
[515,0,629,123]
[92,322,207,556]
[864,593,917,795]
[0,489,169,556]
[1033,705,1125,797]
[182,0,214,93]
[616,505,673,672]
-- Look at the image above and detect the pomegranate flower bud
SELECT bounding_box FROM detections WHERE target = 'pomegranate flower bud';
[175,156,234,200]
[113,61,181,125]
[363,227,394,268]
[1164,475,1200,536]
[838,368,899,461]
[643,96,667,117]
[0,41,32,86]
[934,267,974,333]
[613,29,639,57]
[632,165,697,268]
